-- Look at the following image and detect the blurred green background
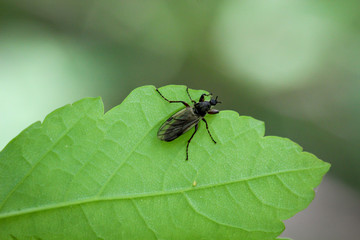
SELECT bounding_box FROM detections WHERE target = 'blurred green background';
[1,0,359,239]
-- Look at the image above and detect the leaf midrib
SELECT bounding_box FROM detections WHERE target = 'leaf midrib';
[0,166,325,219]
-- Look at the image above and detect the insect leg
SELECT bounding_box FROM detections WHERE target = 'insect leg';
[202,118,216,144]
[156,88,190,107]
[186,123,199,161]
[208,109,219,114]
[186,87,196,104]
[199,93,212,102]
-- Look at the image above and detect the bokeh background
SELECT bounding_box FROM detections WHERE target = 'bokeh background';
[1,0,359,239]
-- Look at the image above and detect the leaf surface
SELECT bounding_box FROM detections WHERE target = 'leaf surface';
[0,85,330,239]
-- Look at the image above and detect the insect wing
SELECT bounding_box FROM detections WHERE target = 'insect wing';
[158,108,200,142]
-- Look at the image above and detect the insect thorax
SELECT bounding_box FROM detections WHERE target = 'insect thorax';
[194,102,211,117]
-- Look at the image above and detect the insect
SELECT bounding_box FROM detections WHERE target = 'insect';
[156,87,221,160]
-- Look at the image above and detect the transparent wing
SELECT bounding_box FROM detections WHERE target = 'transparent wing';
[157,108,200,142]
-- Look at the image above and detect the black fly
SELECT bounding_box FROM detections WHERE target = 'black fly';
[156,87,221,160]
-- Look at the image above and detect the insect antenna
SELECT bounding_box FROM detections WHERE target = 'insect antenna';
[215,96,222,104]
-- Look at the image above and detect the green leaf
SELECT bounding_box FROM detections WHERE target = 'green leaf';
[0,85,330,240]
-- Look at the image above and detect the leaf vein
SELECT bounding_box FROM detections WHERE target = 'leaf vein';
[182,192,277,234]
[0,108,91,210]
[131,199,159,240]
[95,117,161,197]
[245,181,293,211]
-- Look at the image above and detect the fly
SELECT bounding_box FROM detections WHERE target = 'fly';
[156,87,221,160]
